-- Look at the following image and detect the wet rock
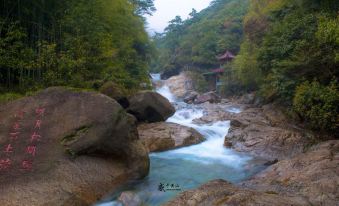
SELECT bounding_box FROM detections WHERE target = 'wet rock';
[243,140,339,206]
[224,140,232,147]
[225,122,309,161]
[127,91,175,123]
[238,93,256,104]
[184,91,199,104]
[118,191,142,206]
[138,122,205,152]
[0,87,149,206]
[160,68,181,80]
[194,92,221,104]
[230,119,245,128]
[263,159,278,166]
[262,104,290,127]
[221,98,230,104]
[192,108,235,124]
[163,179,310,206]
[224,107,310,161]
[99,81,129,108]
[165,72,194,98]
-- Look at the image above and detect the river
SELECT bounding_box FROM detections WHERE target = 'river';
[96,74,266,206]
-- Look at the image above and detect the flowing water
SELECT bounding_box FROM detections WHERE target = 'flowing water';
[96,75,265,206]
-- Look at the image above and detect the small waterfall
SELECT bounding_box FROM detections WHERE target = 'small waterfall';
[156,85,176,103]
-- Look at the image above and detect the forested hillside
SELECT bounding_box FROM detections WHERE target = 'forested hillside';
[0,0,154,98]
[153,0,338,135]
[151,0,249,72]
[233,0,338,133]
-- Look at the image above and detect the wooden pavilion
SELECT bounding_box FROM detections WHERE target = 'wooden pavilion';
[203,51,235,92]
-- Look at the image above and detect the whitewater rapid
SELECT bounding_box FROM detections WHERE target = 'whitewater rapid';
[96,74,264,206]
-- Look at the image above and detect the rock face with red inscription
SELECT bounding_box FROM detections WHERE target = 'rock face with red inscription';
[127,91,175,123]
[0,87,149,206]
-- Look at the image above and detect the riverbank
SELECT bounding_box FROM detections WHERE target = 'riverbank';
[161,73,338,206]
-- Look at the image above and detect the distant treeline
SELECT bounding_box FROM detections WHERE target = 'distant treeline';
[0,0,155,93]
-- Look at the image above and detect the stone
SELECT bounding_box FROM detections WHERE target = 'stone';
[160,68,181,80]
[262,104,290,127]
[164,72,194,99]
[243,140,339,206]
[224,107,310,161]
[184,91,199,104]
[117,191,142,206]
[127,91,175,123]
[238,93,256,104]
[163,179,310,206]
[194,92,221,104]
[138,122,205,152]
[0,87,149,206]
[99,81,129,108]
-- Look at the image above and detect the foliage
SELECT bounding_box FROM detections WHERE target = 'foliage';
[151,0,249,72]
[230,0,339,134]
[153,0,339,135]
[219,63,245,96]
[0,92,23,104]
[0,0,155,94]
[233,39,261,91]
[187,71,209,93]
[293,80,339,133]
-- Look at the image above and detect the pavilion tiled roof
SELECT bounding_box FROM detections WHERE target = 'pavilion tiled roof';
[217,50,235,61]
[203,68,224,76]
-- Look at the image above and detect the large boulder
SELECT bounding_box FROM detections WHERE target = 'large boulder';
[224,107,310,161]
[194,91,221,104]
[160,67,181,80]
[99,81,129,108]
[242,140,339,206]
[127,91,175,123]
[0,87,149,206]
[183,91,199,104]
[138,122,205,152]
[164,72,194,98]
[163,180,309,206]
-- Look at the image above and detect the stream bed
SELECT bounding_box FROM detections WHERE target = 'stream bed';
[96,75,266,206]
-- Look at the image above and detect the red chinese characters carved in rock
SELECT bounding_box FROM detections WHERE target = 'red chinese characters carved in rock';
[35,108,45,117]
[14,110,25,119]
[34,120,42,130]
[26,146,37,157]
[12,122,21,130]
[30,132,41,143]
[3,144,13,154]
[9,132,20,141]
[0,158,12,171]
[21,160,33,171]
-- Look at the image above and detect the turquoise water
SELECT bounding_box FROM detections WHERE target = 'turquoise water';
[96,80,266,206]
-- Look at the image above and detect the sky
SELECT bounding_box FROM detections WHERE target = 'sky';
[146,0,213,34]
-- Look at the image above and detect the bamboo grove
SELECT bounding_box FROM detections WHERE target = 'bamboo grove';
[0,0,155,93]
